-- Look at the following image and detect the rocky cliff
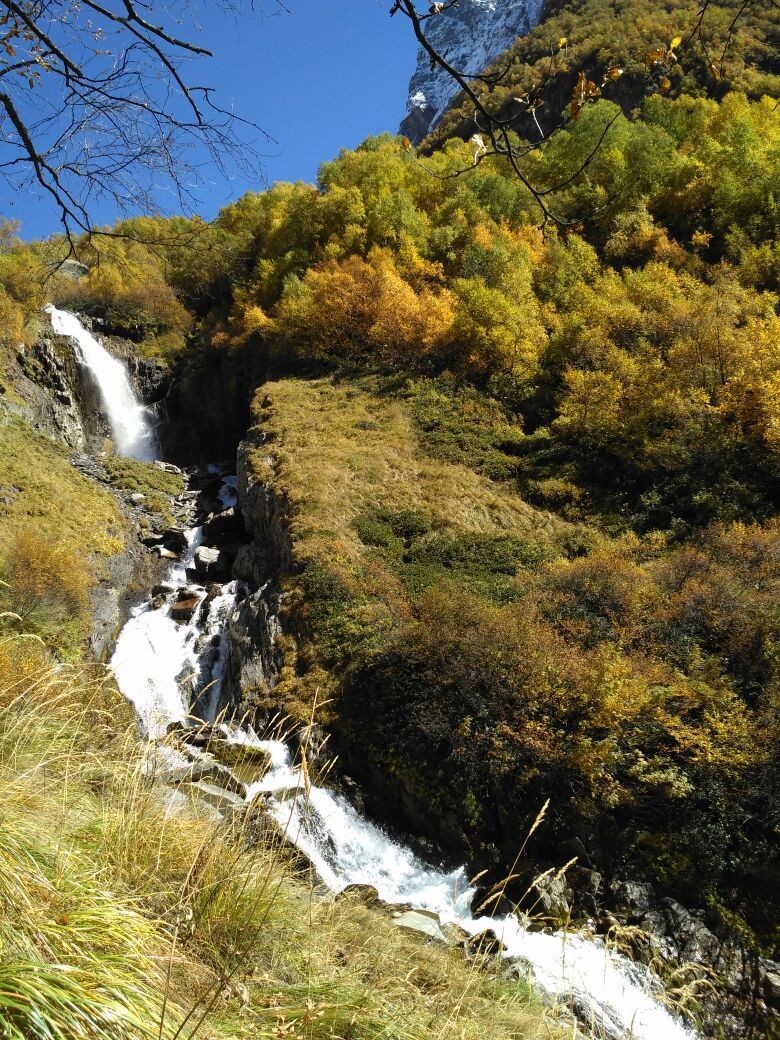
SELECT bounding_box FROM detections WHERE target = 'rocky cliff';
[400,0,545,143]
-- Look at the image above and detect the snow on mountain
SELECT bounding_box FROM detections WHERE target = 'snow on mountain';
[400,0,545,143]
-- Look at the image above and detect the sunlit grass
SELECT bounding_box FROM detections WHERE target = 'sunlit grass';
[0,630,561,1040]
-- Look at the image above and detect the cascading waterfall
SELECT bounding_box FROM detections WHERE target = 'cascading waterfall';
[46,305,158,460]
[106,470,699,1037]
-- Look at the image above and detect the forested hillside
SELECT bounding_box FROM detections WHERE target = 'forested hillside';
[1,0,779,992]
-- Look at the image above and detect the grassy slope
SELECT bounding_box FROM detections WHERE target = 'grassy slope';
[0,411,125,560]
[0,633,558,1040]
[245,376,586,723]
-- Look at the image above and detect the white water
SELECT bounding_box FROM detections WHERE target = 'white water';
[109,472,698,1040]
[46,305,157,460]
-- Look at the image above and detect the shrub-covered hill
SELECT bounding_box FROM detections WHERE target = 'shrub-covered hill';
[1,9,778,958]
[241,376,780,951]
[427,0,780,152]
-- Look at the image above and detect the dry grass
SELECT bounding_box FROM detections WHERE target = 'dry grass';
[0,629,562,1040]
[255,378,565,556]
[0,411,126,563]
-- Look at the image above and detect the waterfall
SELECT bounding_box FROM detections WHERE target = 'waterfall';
[46,305,157,461]
[109,468,700,1040]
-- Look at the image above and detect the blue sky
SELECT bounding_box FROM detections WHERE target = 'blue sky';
[7,0,418,239]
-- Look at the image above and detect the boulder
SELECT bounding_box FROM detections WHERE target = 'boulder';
[191,544,230,578]
[206,737,272,774]
[153,546,179,560]
[530,872,571,922]
[188,780,246,815]
[202,507,242,540]
[162,527,189,553]
[392,909,449,943]
[170,593,202,623]
[612,880,654,915]
[140,533,164,547]
[152,584,174,597]
[129,492,146,505]
[661,899,721,964]
[467,928,504,957]
[336,884,380,906]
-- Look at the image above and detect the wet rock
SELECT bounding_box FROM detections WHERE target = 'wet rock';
[162,527,188,553]
[188,780,246,815]
[206,737,272,773]
[152,583,173,597]
[191,544,230,579]
[170,592,202,623]
[150,594,167,610]
[202,507,242,540]
[467,929,504,957]
[392,909,448,943]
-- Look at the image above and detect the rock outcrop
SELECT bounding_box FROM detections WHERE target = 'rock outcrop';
[400,0,545,143]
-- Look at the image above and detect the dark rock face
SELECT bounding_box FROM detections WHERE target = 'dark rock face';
[400,0,545,143]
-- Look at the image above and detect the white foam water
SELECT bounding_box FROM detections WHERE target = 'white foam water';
[248,742,698,1040]
[46,305,157,460]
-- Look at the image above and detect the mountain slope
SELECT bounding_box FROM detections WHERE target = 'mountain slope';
[400,0,545,142]
[424,0,780,150]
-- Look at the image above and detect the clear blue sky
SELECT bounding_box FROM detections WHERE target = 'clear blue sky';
[7,0,418,240]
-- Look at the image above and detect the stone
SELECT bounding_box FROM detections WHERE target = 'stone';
[336,884,380,906]
[152,584,173,597]
[467,929,504,957]
[206,737,272,773]
[661,899,721,964]
[170,594,202,623]
[192,544,229,578]
[140,533,164,547]
[129,492,146,505]
[162,527,188,553]
[530,872,571,922]
[56,258,89,280]
[612,880,654,915]
[188,780,246,815]
[391,909,448,943]
[502,957,536,983]
[202,507,242,540]
[761,961,780,1008]
[153,546,179,560]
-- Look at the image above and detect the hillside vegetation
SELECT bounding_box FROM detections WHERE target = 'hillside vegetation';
[1,0,778,970]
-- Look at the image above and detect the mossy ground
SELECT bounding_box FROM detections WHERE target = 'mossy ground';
[101,455,185,524]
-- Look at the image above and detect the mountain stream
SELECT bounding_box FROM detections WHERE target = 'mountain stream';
[53,308,699,1040]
